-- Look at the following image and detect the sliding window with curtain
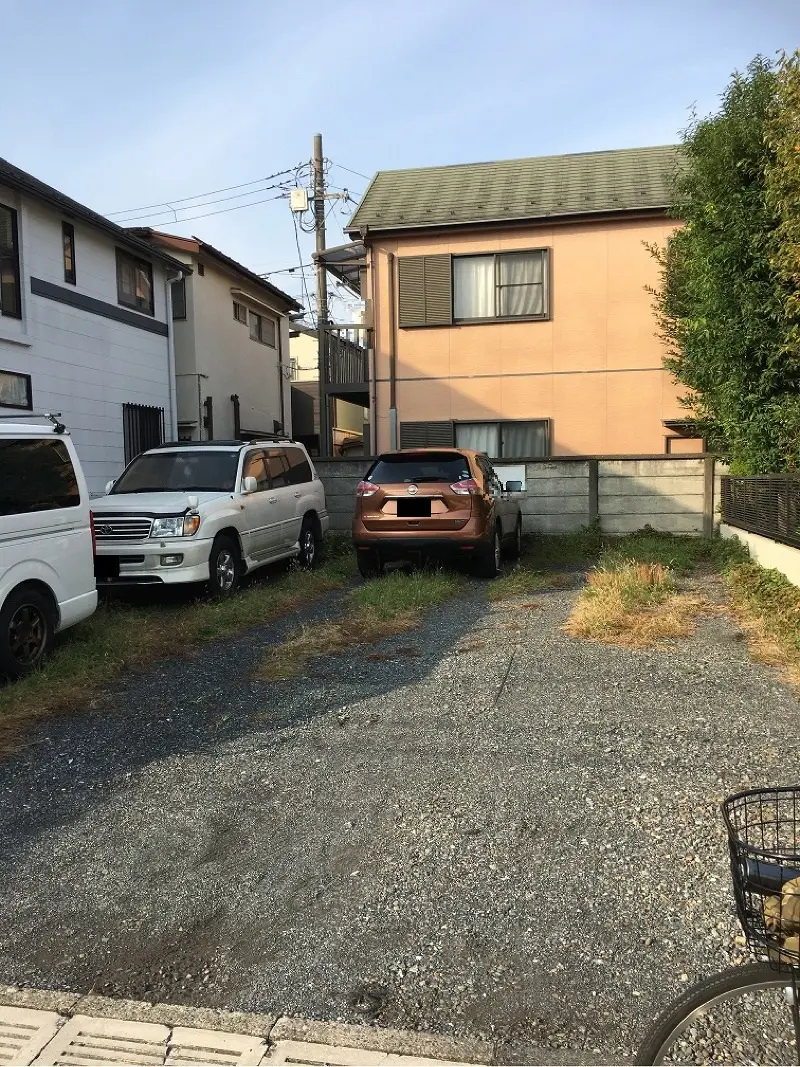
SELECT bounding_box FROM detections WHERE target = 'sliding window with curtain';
[455,420,549,458]
[452,249,548,321]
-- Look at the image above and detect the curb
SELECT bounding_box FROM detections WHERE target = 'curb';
[0,985,495,1065]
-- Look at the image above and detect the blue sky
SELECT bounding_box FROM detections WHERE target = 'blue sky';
[4,0,798,319]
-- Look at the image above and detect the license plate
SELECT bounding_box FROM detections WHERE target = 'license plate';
[397,498,432,518]
[94,555,120,581]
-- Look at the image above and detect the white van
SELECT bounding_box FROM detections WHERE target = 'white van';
[0,417,98,678]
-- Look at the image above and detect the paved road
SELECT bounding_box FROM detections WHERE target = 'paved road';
[0,570,796,1063]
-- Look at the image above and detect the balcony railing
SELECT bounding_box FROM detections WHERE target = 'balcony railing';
[322,331,368,386]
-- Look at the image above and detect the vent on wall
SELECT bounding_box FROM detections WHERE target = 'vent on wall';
[399,420,455,448]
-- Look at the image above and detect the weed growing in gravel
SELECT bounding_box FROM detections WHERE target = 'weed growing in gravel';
[487,567,571,601]
[0,541,355,756]
[255,569,461,681]
[565,559,716,648]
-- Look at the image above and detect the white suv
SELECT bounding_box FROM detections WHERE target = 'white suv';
[0,417,98,678]
[92,439,329,595]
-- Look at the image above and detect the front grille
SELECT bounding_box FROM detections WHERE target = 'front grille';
[93,516,153,542]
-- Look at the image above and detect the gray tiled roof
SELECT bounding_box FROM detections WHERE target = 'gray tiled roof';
[347,145,680,234]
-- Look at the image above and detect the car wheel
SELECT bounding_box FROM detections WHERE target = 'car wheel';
[0,587,57,680]
[507,515,523,560]
[476,526,502,579]
[208,536,240,597]
[297,517,319,569]
[356,551,383,580]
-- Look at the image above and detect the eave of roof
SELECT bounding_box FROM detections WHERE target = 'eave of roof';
[127,228,302,312]
[0,158,191,272]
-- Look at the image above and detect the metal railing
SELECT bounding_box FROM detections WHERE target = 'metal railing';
[322,331,368,385]
[721,475,800,549]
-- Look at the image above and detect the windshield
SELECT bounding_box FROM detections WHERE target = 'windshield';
[111,450,240,493]
[366,453,472,484]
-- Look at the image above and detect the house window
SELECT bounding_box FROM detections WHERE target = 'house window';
[233,301,248,324]
[62,222,76,285]
[249,311,276,346]
[0,204,22,319]
[455,420,550,457]
[0,369,32,410]
[453,250,548,321]
[171,277,186,319]
[116,248,154,315]
[122,403,165,465]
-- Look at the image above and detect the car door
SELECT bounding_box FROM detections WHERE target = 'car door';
[264,449,296,550]
[240,449,280,560]
[487,459,518,534]
[283,446,313,546]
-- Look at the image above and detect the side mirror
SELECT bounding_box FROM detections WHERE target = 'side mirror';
[242,475,258,494]
[505,480,523,493]
[104,480,115,494]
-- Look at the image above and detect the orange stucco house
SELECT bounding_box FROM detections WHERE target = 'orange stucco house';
[328,145,699,460]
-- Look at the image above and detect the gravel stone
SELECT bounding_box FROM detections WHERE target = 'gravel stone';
[0,570,796,1063]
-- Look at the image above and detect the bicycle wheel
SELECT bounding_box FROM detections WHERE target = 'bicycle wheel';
[636,962,800,1065]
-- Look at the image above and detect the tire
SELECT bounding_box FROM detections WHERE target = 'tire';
[297,517,319,570]
[208,536,241,597]
[634,962,793,1064]
[356,551,383,580]
[476,526,502,579]
[0,587,57,679]
[506,515,523,561]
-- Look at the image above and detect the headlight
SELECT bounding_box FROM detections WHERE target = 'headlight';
[151,515,200,538]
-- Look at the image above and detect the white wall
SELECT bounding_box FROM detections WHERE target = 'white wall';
[721,526,800,588]
[175,260,291,440]
[0,184,173,492]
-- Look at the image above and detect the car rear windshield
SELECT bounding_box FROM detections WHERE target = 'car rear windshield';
[111,450,240,493]
[0,438,80,515]
[366,452,472,485]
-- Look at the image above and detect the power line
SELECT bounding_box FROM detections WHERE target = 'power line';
[122,192,288,228]
[328,161,371,181]
[106,165,307,217]
[115,181,296,224]
[291,212,313,324]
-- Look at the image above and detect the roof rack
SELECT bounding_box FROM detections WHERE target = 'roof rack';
[0,411,66,433]
[156,435,296,448]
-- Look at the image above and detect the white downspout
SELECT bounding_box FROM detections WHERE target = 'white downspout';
[164,269,183,440]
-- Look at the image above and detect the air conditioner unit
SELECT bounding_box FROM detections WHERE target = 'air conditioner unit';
[290,188,309,213]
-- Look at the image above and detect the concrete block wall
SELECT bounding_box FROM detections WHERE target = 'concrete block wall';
[315,455,712,536]
[597,458,707,535]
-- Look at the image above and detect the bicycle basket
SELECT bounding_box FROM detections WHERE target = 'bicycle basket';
[723,786,800,972]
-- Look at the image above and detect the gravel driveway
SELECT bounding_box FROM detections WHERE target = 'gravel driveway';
[0,568,797,1063]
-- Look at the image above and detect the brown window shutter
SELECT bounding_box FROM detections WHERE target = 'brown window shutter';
[399,421,455,448]
[397,254,452,328]
[422,254,452,326]
[398,256,426,328]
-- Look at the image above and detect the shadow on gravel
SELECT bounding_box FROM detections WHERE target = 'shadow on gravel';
[0,567,488,860]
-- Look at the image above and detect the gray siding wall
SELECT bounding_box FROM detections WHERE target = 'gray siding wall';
[316,456,712,536]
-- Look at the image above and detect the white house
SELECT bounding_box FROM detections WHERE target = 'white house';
[0,157,189,493]
[128,230,300,442]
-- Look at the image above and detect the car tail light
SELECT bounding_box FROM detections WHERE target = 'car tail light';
[450,478,480,496]
[356,480,380,497]
[89,511,97,554]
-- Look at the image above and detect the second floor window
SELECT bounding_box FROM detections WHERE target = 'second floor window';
[0,204,22,319]
[454,250,548,321]
[62,222,76,284]
[233,300,248,324]
[116,248,154,315]
[250,311,276,347]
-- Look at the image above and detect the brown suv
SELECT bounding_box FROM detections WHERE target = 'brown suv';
[352,448,523,579]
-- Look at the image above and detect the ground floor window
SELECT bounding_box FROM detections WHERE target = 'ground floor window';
[455,420,549,458]
[123,403,165,465]
[0,369,32,410]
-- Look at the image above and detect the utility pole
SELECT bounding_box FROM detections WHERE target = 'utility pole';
[313,133,331,457]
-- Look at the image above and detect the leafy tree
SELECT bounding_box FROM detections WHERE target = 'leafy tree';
[649,55,800,473]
